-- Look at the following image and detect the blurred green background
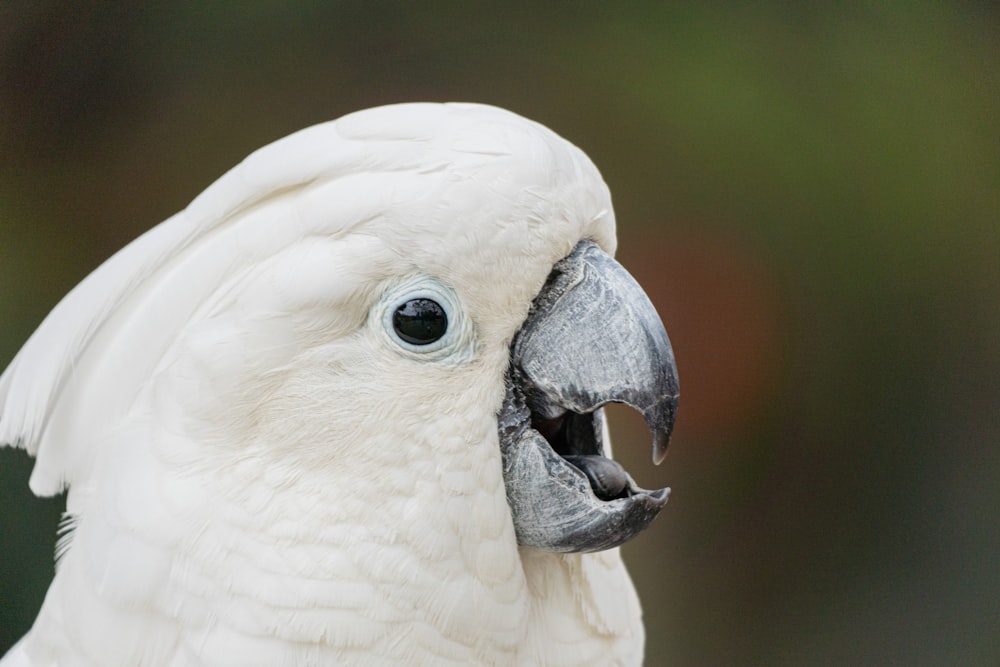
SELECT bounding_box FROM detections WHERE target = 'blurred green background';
[1,2,998,664]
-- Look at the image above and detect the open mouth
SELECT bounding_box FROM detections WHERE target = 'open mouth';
[530,404,633,502]
[496,240,677,554]
[498,366,671,553]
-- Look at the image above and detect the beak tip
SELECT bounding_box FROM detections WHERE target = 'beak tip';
[646,398,676,466]
[652,433,669,465]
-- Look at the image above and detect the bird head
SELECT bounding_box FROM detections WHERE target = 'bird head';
[0,102,678,556]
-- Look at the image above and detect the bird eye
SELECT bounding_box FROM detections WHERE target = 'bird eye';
[380,278,471,361]
[392,298,448,345]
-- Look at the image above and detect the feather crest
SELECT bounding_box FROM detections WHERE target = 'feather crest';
[0,102,573,496]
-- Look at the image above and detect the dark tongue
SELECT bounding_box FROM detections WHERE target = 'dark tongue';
[562,454,630,500]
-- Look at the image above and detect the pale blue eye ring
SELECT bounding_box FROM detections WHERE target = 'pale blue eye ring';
[380,278,471,361]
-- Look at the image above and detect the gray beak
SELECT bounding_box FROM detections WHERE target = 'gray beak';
[498,240,679,553]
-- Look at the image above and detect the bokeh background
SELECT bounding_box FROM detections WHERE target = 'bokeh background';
[1,2,998,664]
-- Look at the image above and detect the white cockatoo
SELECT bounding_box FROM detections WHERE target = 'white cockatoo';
[0,103,679,666]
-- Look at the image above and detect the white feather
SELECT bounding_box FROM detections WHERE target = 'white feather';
[1,103,641,665]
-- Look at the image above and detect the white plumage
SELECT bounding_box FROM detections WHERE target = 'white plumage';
[1,103,653,665]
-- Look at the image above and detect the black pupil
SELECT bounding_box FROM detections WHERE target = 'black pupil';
[392,298,448,345]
